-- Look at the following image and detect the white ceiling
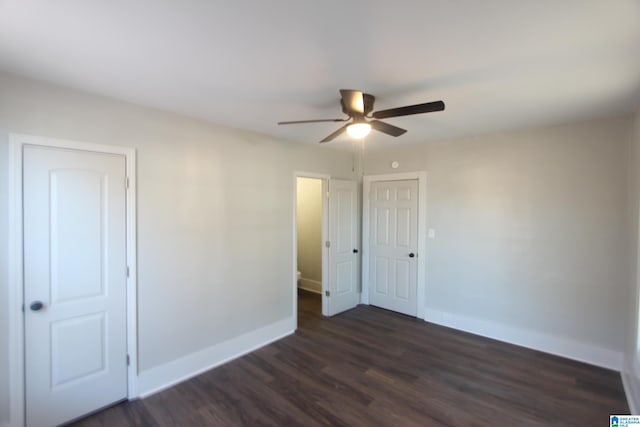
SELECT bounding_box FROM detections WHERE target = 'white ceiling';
[1,0,639,148]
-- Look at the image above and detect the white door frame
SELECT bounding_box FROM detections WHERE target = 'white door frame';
[361,172,427,319]
[8,134,138,427]
[293,172,330,322]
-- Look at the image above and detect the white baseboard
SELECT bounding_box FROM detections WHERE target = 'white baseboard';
[298,278,321,294]
[622,372,640,414]
[137,317,294,398]
[622,357,640,414]
[424,308,623,371]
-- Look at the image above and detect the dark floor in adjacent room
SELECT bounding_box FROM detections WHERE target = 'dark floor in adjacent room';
[71,289,629,426]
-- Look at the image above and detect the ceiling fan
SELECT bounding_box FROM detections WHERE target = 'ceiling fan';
[278,89,445,143]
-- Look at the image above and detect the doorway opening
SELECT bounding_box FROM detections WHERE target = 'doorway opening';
[293,173,360,325]
[295,176,326,323]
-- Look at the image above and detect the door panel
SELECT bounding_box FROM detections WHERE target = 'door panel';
[369,180,418,316]
[51,170,105,302]
[376,207,390,245]
[397,207,411,247]
[336,261,353,294]
[51,313,106,386]
[327,179,359,315]
[24,145,127,427]
[396,260,410,300]
[375,257,389,294]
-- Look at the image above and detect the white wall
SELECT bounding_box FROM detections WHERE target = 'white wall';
[623,109,640,412]
[296,177,322,293]
[0,71,355,422]
[364,117,632,369]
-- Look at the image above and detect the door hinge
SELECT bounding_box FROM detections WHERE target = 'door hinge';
[326,191,330,199]
[325,240,331,248]
[22,303,25,313]
[325,290,330,297]
[125,177,130,189]
[127,354,130,366]
[126,265,130,278]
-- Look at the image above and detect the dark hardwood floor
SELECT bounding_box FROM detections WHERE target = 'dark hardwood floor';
[71,289,629,426]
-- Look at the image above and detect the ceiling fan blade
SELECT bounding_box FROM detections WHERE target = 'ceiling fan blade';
[278,118,348,125]
[340,89,365,115]
[372,100,445,119]
[370,120,407,137]
[320,123,349,143]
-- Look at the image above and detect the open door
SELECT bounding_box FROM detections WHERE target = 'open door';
[326,179,359,316]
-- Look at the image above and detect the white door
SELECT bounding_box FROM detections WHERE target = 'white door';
[24,145,128,427]
[327,179,359,316]
[369,180,418,316]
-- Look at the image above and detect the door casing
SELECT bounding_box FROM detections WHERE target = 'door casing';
[8,134,138,427]
[362,172,427,319]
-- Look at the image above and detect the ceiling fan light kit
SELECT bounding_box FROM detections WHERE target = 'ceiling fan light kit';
[278,89,445,143]
[346,122,371,139]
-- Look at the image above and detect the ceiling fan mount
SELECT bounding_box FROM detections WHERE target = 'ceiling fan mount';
[278,89,445,143]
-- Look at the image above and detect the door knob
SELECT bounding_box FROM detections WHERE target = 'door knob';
[409,253,415,258]
[353,249,358,254]
[30,301,44,311]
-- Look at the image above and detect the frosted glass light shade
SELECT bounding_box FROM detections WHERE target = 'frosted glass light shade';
[346,122,371,139]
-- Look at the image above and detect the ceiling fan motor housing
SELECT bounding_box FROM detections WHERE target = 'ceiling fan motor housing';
[341,93,375,117]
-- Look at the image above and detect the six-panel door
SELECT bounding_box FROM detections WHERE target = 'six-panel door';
[369,179,418,316]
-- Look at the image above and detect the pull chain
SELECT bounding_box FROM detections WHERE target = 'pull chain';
[360,137,365,178]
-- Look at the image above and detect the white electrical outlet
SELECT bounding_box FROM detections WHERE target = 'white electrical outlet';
[428,228,435,238]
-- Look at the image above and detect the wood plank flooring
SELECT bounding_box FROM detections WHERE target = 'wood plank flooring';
[71,290,629,426]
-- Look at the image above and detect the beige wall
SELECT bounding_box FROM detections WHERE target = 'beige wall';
[296,177,322,292]
[0,71,354,422]
[364,117,632,365]
[623,108,640,412]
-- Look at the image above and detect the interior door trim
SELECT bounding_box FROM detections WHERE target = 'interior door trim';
[362,172,427,319]
[8,134,138,427]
